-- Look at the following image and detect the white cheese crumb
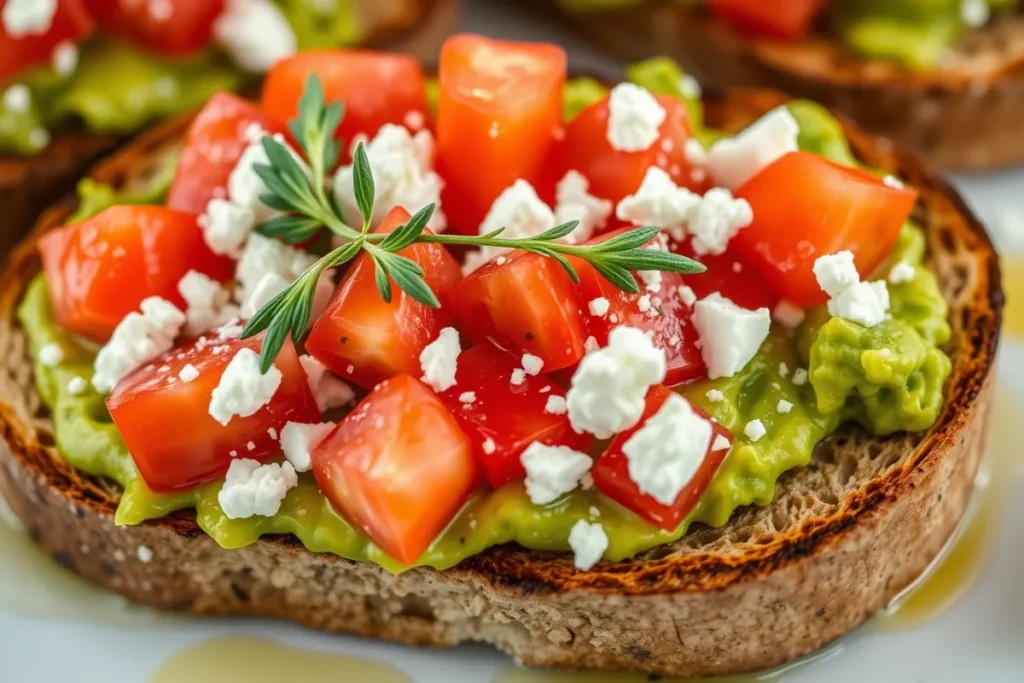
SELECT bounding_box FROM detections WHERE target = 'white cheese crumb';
[773,300,806,329]
[198,198,256,258]
[588,297,610,317]
[459,391,477,404]
[622,393,712,505]
[235,234,317,314]
[510,369,526,386]
[51,40,78,75]
[792,368,808,386]
[568,520,608,571]
[93,298,186,392]
[2,0,56,38]
[961,0,990,28]
[544,395,568,415]
[711,434,731,452]
[228,127,308,220]
[888,260,916,285]
[692,293,770,380]
[616,166,701,240]
[419,327,460,392]
[882,174,905,189]
[779,362,789,377]
[584,336,600,354]
[280,421,335,473]
[521,443,592,505]
[814,251,890,328]
[473,180,555,266]
[521,353,544,376]
[813,251,860,298]
[218,459,298,519]
[681,74,702,99]
[566,326,666,439]
[705,106,799,189]
[706,389,725,402]
[179,270,235,336]
[744,419,767,442]
[553,170,612,243]
[214,0,297,73]
[38,343,63,366]
[240,272,289,319]
[208,348,282,426]
[677,285,697,308]
[136,546,154,563]
[607,83,665,152]
[67,377,88,395]
[687,188,753,256]
[3,84,29,113]
[637,295,652,314]
[482,438,496,455]
[298,355,354,412]
[777,400,794,414]
[179,364,200,383]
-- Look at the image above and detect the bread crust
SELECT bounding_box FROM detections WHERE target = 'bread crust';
[532,1,1024,171]
[0,89,1003,677]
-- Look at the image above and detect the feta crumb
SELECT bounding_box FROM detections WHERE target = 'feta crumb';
[208,348,282,426]
[235,234,317,311]
[711,434,731,452]
[67,377,88,395]
[687,188,753,256]
[792,368,808,386]
[475,180,555,264]
[521,443,592,505]
[298,355,354,412]
[961,0,989,28]
[459,391,477,404]
[623,393,712,505]
[589,297,610,317]
[744,419,767,442]
[779,362,789,377]
[705,106,799,189]
[38,343,63,366]
[510,369,526,386]
[214,0,297,73]
[607,83,665,152]
[3,84,29,113]
[2,0,56,38]
[677,285,697,308]
[882,174,905,189]
[566,326,666,438]
[521,353,544,376]
[482,438,496,455]
[616,166,701,240]
[813,251,860,298]
[199,199,255,257]
[681,73,702,99]
[568,520,608,571]
[544,395,567,415]
[777,400,794,414]
[888,260,916,285]
[419,327,460,392]
[692,293,770,380]
[228,128,308,219]
[136,546,154,563]
[218,459,298,519]
[179,364,200,383]
[637,295,653,314]
[51,40,78,75]
[814,251,890,327]
[93,298,186,392]
[554,170,612,243]
[684,138,707,167]
[280,421,335,472]
[706,389,725,402]
[179,270,235,336]
[584,336,600,354]
[773,300,806,329]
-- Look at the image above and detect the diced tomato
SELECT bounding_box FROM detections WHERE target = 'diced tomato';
[552,92,698,210]
[733,151,917,306]
[39,206,233,343]
[305,208,463,390]
[436,345,591,488]
[261,50,429,155]
[107,334,318,492]
[669,238,780,312]
[448,251,588,372]
[0,0,94,81]
[708,0,827,40]
[83,0,223,56]
[592,385,731,530]
[166,92,287,214]
[312,374,476,564]
[436,34,566,235]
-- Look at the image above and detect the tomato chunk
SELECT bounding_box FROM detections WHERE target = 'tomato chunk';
[592,385,731,530]
[733,151,917,306]
[261,50,429,154]
[312,374,476,564]
[448,251,588,372]
[166,92,287,214]
[669,238,780,312]
[107,334,318,493]
[84,0,223,56]
[305,208,463,390]
[709,0,827,40]
[436,34,566,234]
[39,206,233,343]
[436,345,591,488]
[0,0,93,81]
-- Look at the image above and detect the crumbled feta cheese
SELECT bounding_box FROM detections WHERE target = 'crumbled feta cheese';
[214,0,297,73]
[744,419,767,442]
[67,377,88,395]
[684,138,707,166]
[459,391,477,404]
[622,393,712,505]
[419,327,460,392]
[51,40,78,76]
[588,297,610,317]
[606,83,666,152]
[792,368,808,386]
[334,124,446,231]
[241,272,289,318]
[813,251,860,298]
[888,260,916,285]
[814,251,890,327]
[235,234,317,310]
[777,400,794,414]
[584,336,600,354]
[179,270,235,336]
[566,326,666,438]
[961,0,989,28]
[882,174,905,189]
[616,166,701,240]
[510,369,526,386]
[692,293,770,380]
[93,298,186,392]
[179,364,200,383]
[521,353,544,376]
[687,188,753,256]
[228,128,308,219]
[38,343,63,366]
[705,106,799,189]
[773,300,806,329]
[521,443,592,505]
[706,389,725,402]
[218,459,298,519]
[3,84,30,113]
[637,295,653,314]
[553,170,612,243]
[199,199,256,257]
[136,546,154,563]
[545,395,567,415]
[779,362,789,377]
[568,520,608,571]
[482,438,496,455]
[298,355,354,412]
[279,421,335,472]
[680,74,702,99]
[476,180,555,263]
[208,348,282,426]
[677,285,697,308]
[2,0,56,38]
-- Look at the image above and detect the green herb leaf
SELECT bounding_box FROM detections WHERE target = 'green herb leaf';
[378,203,435,252]
[289,74,325,154]
[371,254,392,303]
[532,220,579,243]
[605,248,706,274]
[352,142,375,231]
[258,214,323,244]
[591,261,640,294]
[329,239,364,267]
[380,252,440,308]
[589,225,660,252]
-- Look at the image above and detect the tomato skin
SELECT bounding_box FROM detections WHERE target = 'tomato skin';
[733,151,917,307]
[107,334,318,493]
[166,92,287,214]
[305,208,463,390]
[436,345,591,488]
[312,374,476,565]
[436,34,566,235]
[83,0,224,56]
[708,0,827,40]
[0,0,93,81]
[448,251,588,373]
[39,205,233,343]
[669,238,780,312]
[261,50,429,154]
[592,385,731,531]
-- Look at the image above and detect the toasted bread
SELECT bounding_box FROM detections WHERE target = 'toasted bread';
[530,1,1024,171]
[0,0,455,258]
[0,88,1003,677]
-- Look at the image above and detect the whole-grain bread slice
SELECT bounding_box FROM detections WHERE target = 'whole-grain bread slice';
[529,0,1024,171]
[0,88,1003,678]
[0,0,455,258]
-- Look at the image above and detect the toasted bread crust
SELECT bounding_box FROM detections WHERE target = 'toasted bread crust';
[0,90,1003,677]
[532,1,1024,171]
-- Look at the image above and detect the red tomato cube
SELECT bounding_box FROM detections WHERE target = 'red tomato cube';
[107,334,319,493]
[592,385,732,531]
[0,0,93,82]
[84,0,224,56]
[40,205,233,344]
[312,374,476,564]
[669,238,781,313]
[709,0,827,40]
[305,208,463,390]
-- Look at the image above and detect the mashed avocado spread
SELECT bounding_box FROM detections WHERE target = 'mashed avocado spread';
[17,63,951,572]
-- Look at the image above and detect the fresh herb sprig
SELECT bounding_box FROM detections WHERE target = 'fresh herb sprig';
[242,75,705,372]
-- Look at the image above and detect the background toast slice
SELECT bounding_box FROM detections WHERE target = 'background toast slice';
[528,0,1024,172]
[0,88,1003,678]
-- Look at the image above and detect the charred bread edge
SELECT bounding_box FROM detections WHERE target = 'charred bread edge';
[0,88,1003,677]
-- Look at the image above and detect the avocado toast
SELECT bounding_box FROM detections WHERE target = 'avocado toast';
[0,37,1004,678]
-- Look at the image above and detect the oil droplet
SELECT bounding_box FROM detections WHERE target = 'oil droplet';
[1001,256,1024,340]
[149,636,411,683]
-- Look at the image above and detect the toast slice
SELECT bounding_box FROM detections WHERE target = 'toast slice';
[530,1,1024,172]
[0,0,455,258]
[0,89,1003,678]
